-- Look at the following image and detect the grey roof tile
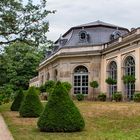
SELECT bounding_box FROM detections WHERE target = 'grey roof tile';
[74,20,126,29]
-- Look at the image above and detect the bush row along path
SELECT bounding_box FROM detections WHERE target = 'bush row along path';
[0,113,14,140]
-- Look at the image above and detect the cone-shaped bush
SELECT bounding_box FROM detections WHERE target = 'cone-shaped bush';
[37,81,85,132]
[19,86,43,117]
[11,89,25,111]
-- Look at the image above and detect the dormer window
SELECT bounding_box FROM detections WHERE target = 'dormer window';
[79,30,89,43]
[110,30,121,41]
[80,32,86,40]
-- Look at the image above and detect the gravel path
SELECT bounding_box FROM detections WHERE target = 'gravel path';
[0,114,14,140]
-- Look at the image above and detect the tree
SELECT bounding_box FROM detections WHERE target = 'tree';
[90,81,99,89]
[37,81,85,132]
[0,55,8,85]
[19,86,43,117]
[90,81,99,99]
[0,0,55,46]
[105,77,117,85]
[0,42,43,90]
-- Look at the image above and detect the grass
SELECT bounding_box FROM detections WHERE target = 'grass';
[1,101,140,140]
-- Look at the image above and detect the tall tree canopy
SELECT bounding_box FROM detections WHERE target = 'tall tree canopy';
[0,0,55,46]
[0,42,44,90]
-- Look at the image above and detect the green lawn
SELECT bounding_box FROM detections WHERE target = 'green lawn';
[1,101,140,140]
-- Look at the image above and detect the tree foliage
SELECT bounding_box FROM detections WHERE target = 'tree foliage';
[0,0,55,46]
[90,81,99,88]
[37,81,85,132]
[105,77,117,85]
[0,42,43,90]
[0,84,14,104]
[122,75,136,84]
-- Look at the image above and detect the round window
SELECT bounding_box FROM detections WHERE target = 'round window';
[79,30,88,42]
[80,32,86,40]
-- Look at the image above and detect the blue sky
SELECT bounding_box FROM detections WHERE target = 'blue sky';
[34,0,140,41]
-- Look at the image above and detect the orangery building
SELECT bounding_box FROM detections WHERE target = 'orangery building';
[29,20,140,100]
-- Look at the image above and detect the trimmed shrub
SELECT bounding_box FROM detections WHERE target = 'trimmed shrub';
[98,93,106,101]
[19,86,43,117]
[45,80,56,94]
[62,82,72,92]
[133,92,140,102]
[90,81,99,88]
[76,94,84,101]
[105,77,117,85]
[122,75,136,84]
[37,81,85,132]
[39,80,56,94]
[112,92,122,102]
[39,85,46,93]
[11,89,25,111]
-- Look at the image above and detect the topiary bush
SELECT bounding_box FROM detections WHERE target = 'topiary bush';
[11,89,25,111]
[98,93,106,101]
[105,77,117,85]
[19,86,43,117]
[112,92,122,102]
[45,80,56,94]
[37,81,85,132]
[90,81,99,88]
[133,92,140,102]
[62,82,72,93]
[122,75,136,84]
[76,94,84,101]
[39,84,46,93]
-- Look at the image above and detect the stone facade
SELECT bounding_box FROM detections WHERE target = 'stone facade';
[101,28,140,100]
[29,20,140,100]
[29,76,39,87]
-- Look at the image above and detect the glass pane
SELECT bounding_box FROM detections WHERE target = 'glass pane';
[74,66,88,94]
[74,66,88,73]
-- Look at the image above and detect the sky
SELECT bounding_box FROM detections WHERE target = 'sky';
[38,0,140,41]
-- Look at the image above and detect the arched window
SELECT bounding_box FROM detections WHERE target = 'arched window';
[74,66,88,94]
[46,72,50,81]
[107,61,117,96]
[54,69,58,81]
[124,56,135,99]
[41,75,44,85]
[124,56,135,75]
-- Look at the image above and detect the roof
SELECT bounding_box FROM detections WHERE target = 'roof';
[55,20,129,44]
[74,20,126,29]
